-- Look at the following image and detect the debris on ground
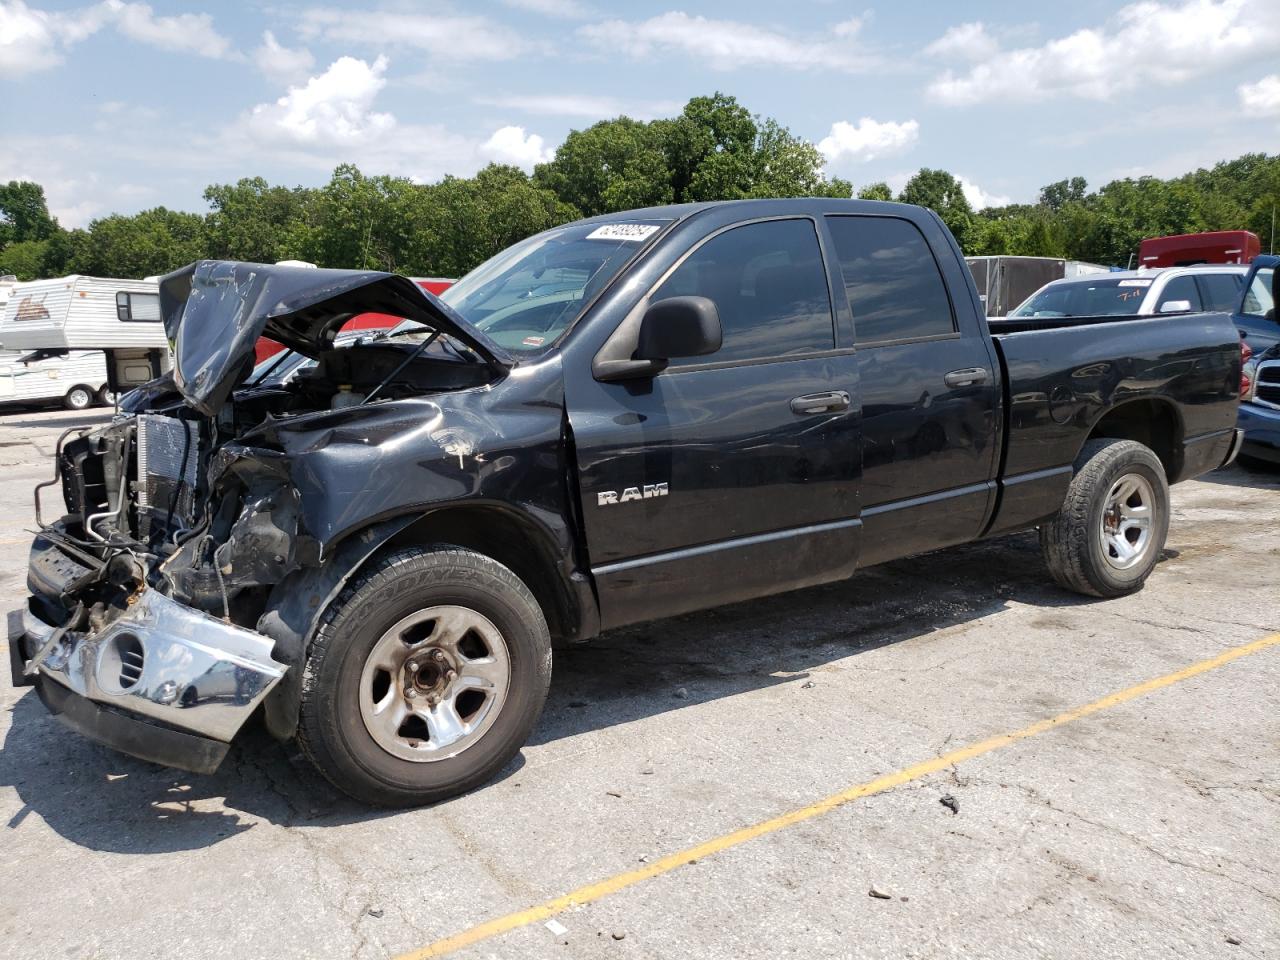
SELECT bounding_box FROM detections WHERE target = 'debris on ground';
[365,907,384,918]
[674,687,689,700]
[940,794,960,815]
[612,931,627,941]
[1226,936,1242,946]
[606,790,622,798]
[801,680,815,689]
[868,888,893,900]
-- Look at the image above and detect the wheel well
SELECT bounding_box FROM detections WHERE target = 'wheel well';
[1085,399,1182,480]
[380,505,577,641]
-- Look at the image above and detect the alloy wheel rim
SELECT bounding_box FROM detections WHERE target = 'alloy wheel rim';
[359,605,511,763]
[1099,473,1156,571]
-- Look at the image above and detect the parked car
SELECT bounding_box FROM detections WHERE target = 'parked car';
[1009,264,1248,319]
[965,255,1110,318]
[11,199,1243,806]
[1234,255,1280,467]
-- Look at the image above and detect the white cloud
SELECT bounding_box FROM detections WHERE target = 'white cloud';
[253,30,314,84]
[0,0,232,76]
[578,11,878,72]
[231,58,559,182]
[1239,74,1280,115]
[480,126,555,169]
[501,0,593,18]
[103,0,233,59]
[478,93,681,120]
[248,55,394,145]
[299,7,527,61]
[923,22,999,61]
[928,0,1280,105]
[957,176,1011,210]
[817,118,919,165]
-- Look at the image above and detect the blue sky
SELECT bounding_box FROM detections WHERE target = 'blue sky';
[2,0,1279,227]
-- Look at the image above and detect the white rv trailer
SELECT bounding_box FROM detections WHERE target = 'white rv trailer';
[0,274,170,396]
[0,274,167,351]
[0,349,109,409]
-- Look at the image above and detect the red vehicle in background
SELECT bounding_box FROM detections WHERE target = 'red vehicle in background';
[1138,230,1260,269]
[253,276,454,363]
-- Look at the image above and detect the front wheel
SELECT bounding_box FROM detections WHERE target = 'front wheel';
[63,385,93,410]
[1040,439,1170,598]
[297,545,552,807]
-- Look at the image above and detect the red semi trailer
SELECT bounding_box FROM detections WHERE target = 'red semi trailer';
[1138,230,1260,269]
[253,276,454,363]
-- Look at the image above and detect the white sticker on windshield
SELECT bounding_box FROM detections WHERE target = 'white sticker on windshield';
[1117,279,1152,287]
[585,223,660,242]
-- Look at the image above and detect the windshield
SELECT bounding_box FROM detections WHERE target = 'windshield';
[390,219,670,354]
[1010,278,1151,318]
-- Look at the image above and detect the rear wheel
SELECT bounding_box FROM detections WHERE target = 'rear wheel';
[297,545,552,807]
[63,385,93,411]
[95,386,113,407]
[1040,439,1170,598]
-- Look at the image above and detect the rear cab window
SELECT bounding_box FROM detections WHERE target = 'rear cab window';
[824,216,955,345]
[1197,273,1242,312]
[651,218,834,365]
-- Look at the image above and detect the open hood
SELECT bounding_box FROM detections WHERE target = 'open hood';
[159,260,512,416]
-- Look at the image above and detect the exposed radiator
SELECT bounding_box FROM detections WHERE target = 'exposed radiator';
[135,414,200,536]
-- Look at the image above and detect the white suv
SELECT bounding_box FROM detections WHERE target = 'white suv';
[1009,265,1248,319]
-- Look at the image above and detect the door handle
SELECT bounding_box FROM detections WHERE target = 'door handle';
[943,367,989,388]
[790,391,850,415]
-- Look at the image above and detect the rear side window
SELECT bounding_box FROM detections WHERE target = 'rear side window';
[1159,275,1202,312]
[826,216,955,345]
[116,291,161,322]
[1197,273,1241,312]
[652,218,834,365]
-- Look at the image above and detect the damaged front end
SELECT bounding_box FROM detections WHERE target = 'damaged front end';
[12,259,521,773]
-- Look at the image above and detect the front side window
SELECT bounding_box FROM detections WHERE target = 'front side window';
[826,216,955,345]
[1159,275,1202,311]
[116,291,161,322]
[651,218,834,365]
[1241,267,1275,319]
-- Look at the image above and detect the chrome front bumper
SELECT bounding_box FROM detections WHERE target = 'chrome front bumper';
[25,590,287,747]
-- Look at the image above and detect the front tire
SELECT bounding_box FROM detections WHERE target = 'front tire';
[297,545,552,807]
[1040,439,1170,598]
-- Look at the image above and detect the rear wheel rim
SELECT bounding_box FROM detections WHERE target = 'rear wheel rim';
[1099,473,1156,571]
[358,605,512,763]
[68,388,90,408]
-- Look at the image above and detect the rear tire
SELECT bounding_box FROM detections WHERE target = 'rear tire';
[63,385,93,411]
[1040,439,1170,598]
[95,386,113,407]
[297,545,552,807]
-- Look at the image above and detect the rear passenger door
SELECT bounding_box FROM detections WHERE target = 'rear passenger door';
[568,217,862,630]
[824,214,1001,566]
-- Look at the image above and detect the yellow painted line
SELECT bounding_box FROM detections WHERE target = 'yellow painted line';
[397,631,1280,960]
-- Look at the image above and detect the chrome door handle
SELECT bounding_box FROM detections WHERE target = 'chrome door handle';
[944,367,989,388]
[790,391,851,415]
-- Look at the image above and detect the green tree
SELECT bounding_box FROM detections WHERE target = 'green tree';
[856,182,894,201]
[0,181,59,244]
[203,177,317,263]
[71,208,206,278]
[899,169,974,248]
[535,117,673,217]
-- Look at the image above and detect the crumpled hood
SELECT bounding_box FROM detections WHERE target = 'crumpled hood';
[159,260,511,416]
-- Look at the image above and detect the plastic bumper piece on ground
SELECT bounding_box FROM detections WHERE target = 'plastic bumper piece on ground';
[20,589,288,773]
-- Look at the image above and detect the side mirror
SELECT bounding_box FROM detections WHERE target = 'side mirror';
[1158,299,1192,313]
[635,296,722,362]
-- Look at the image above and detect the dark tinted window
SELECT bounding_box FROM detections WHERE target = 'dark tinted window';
[1198,273,1241,312]
[652,218,833,364]
[827,216,954,344]
[1160,275,1202,311]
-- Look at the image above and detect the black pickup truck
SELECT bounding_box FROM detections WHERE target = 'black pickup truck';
[11,199,1243,805]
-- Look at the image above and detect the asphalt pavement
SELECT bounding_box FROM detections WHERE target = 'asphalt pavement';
[0,404,1277,960]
